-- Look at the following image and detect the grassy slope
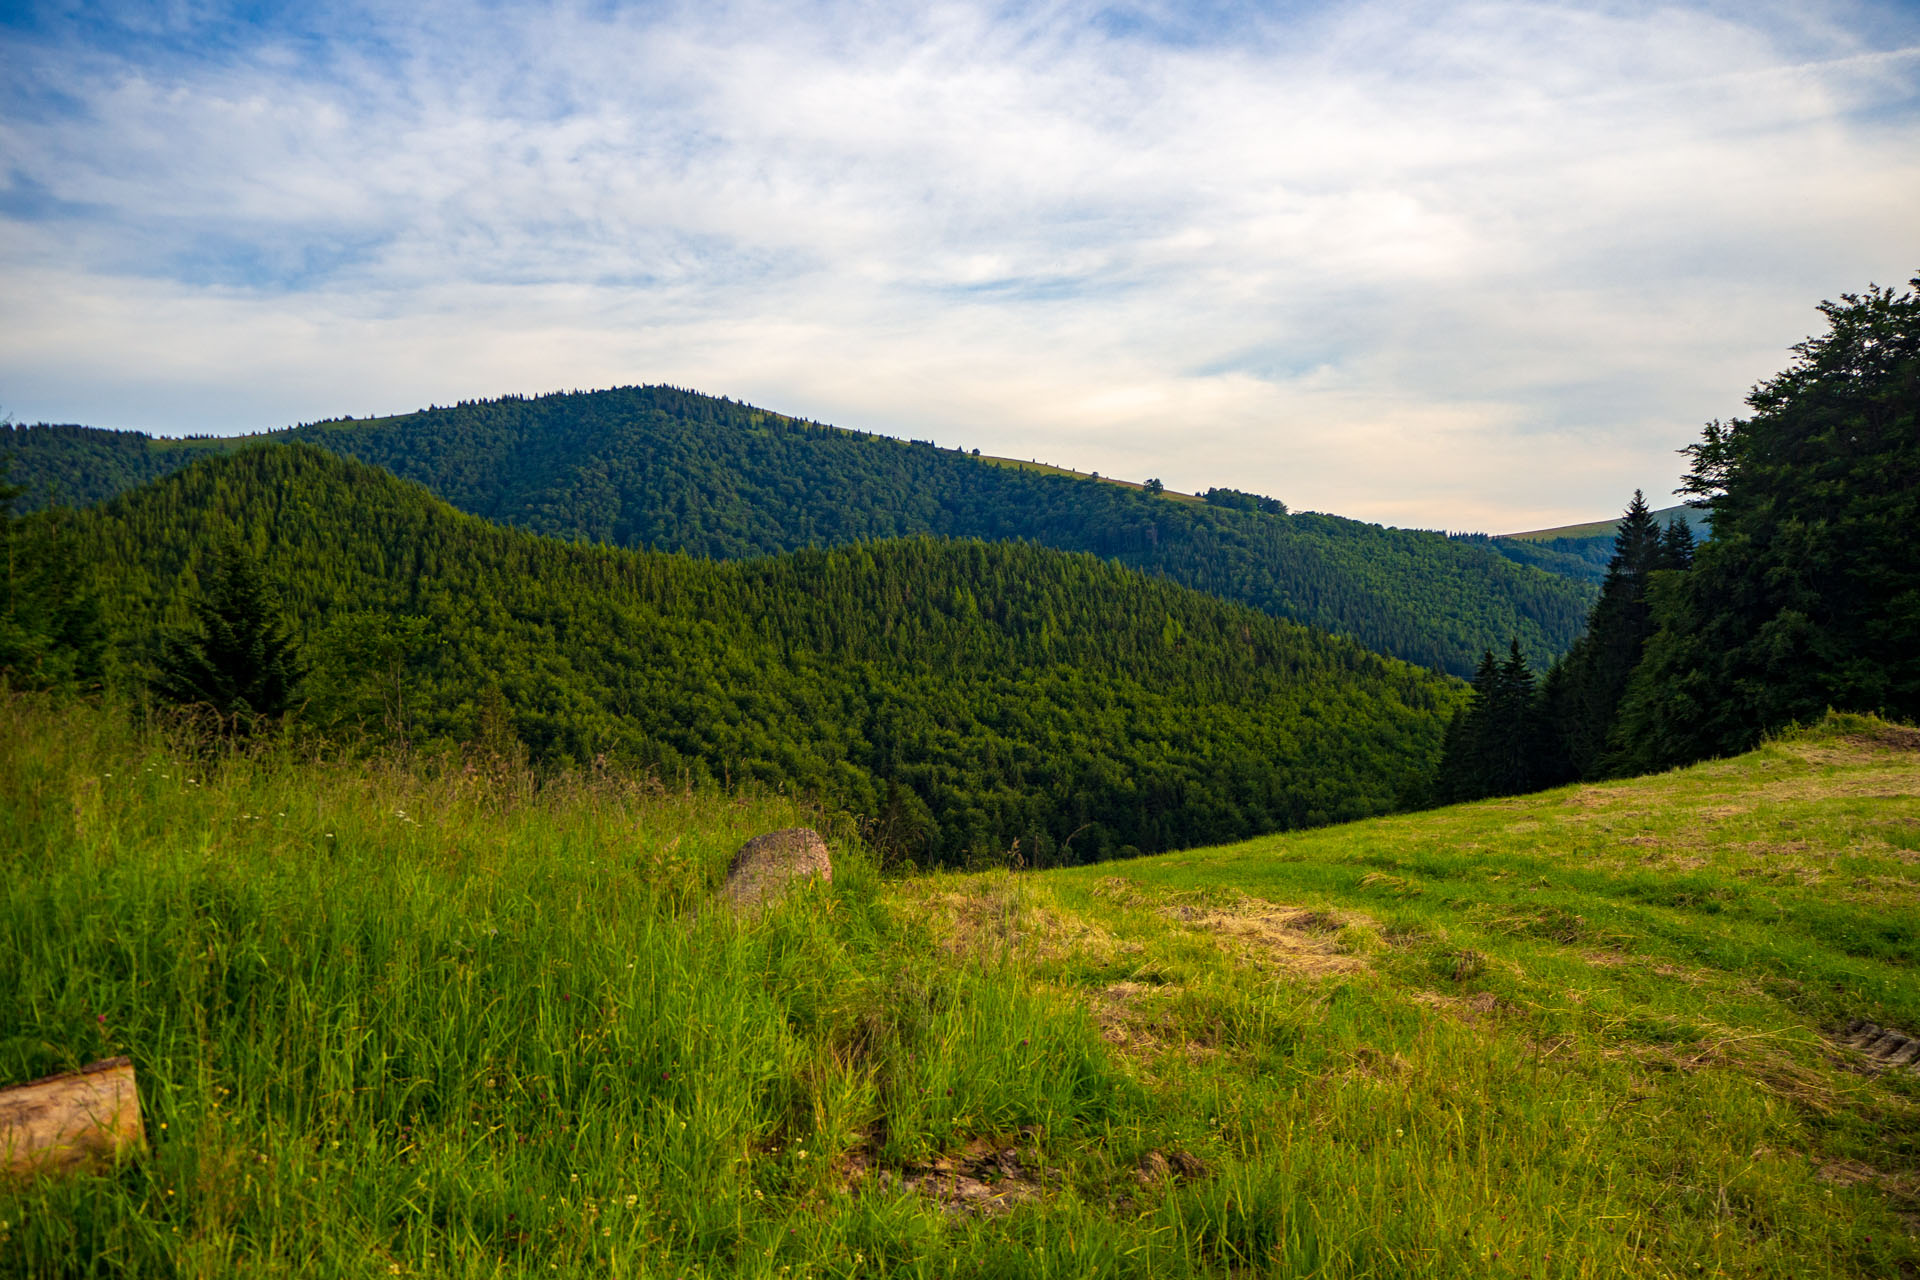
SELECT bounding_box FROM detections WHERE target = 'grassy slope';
[971,454,1208,504]
[3,702,1916,1277]
[1501,503,1711,543]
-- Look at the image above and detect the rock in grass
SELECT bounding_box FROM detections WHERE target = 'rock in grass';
[724,828,832,911]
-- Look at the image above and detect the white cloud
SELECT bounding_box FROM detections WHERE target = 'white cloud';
[2,0,1916,529]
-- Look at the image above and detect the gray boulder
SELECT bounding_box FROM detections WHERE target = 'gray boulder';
[723,827,832,910]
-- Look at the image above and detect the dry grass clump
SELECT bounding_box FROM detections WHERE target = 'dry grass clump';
[896,872,1119,965]
[1155,893,1374,978]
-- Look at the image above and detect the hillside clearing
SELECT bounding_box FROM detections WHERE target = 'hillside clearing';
[2,703,1916,1277]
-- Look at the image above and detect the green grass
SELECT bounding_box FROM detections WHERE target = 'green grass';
[1499,503,1704,542]
[4,700,1917,1277]
[969,454,1203,502]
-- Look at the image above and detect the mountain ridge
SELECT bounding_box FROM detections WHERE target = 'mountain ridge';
[2,385,1597,676]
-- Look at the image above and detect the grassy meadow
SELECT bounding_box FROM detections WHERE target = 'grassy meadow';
[3,697,1917,1277]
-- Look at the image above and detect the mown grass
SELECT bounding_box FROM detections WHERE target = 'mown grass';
[3,700,1917,1277]
[968,455,1202,502]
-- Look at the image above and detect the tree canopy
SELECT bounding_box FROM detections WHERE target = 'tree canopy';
[1,388,1595,677]
[1614,276,1920,770]
[61,444,1464,867]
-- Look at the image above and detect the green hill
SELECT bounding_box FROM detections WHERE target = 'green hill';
[1,387,1597,676]
[4,699,1913,1277]
[1500,502,1710,543]
[65,443,1460,866]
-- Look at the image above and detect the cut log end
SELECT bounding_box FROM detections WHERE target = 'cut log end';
[0,1056,146,1177]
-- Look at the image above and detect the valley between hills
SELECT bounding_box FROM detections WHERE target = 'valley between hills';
[1,278,1916,1276]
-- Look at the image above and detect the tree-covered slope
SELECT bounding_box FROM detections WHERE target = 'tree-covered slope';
[4,387,1596,675]
[73,444,1462,866]
[0,422,220,507]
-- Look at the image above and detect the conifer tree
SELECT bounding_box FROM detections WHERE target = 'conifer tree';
[1487,640,1545,795]
[1660,517,1696,570]
[1440,650,1497,802]
[1545,491,1672,779]
[1616,275,1920,769]
[1438,641,1550,802]
[150,538,304,729]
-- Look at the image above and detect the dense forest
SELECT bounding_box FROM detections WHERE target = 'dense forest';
[1439,275,1919,800]
[0,388,1596,676]
[7,444,1462,867]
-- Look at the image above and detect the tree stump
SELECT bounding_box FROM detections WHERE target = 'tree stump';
[723,827,833,910]
[0,1056,145,1177]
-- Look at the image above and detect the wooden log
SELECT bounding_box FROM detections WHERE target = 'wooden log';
[0,1056,145,1177]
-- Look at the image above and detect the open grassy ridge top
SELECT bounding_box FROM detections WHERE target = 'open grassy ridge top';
[1499,503,1711,544]
[3,700,1915,1277]
[1,387,1595,676]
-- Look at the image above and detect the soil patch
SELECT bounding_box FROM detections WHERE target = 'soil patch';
[906,877,1118,965]
[856,1136,1057,1216]
[1831,1020,1920,1074]
[1843,724,1920,753]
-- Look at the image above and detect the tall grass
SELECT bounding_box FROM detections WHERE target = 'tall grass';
[0,699,1133,1277]
[4,698,1916,1277]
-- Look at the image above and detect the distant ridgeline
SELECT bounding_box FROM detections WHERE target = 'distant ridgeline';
[1450,505,1715,586]
[52,445,1461,866]
[0,387,1596,676]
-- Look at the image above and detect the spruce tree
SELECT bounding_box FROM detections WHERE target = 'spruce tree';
[150,538,304,729]
[1439,641,1550,801]
[1545,491,1671,779]
[1439,650,1500,802]
[1487,640,1545,796]
[1659,517,1696,570]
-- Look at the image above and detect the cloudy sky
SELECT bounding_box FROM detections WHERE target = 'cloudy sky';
[3,1,1916,530]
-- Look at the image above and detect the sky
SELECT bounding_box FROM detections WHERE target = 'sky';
[2,1,1916,531]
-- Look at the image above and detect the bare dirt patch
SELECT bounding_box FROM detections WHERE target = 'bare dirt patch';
[1830,1020,1920,1074]
[1638,851,1709,872]
[1843,724,1920,753]
[852,1135,1058,1216]
[1134,1148,1209,1186]
[1090,982,1218,1063]
[1814,1156,1920,1219]
[1607,1025,1842,1114]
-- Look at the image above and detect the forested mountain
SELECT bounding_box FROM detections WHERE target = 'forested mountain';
[1447,531,1613,585]
[1,388,1596,675]
[55,444,1461,867]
